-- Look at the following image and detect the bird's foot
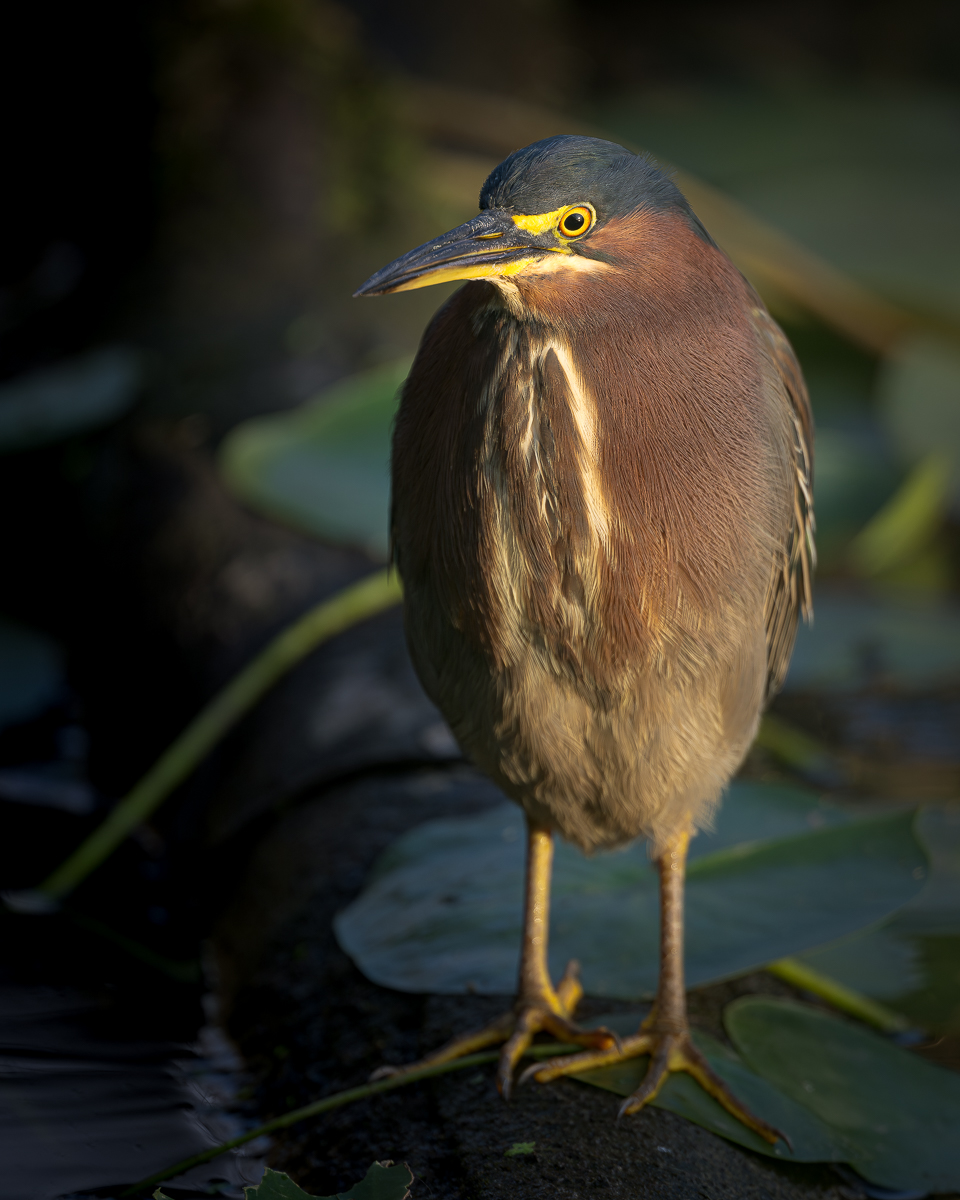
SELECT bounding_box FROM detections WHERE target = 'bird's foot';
[370,959,617,1098]
[519,1021,786,1146]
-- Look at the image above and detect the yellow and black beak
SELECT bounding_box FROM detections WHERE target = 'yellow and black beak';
[354,209,564,297]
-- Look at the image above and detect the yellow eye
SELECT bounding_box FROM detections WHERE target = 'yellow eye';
[558,205,594,238]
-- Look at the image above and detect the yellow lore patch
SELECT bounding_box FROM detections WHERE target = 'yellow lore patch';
[511,206,570,235]
[512,203,596,241]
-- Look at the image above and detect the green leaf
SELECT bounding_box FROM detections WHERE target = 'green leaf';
[504,1142,536,1156]
[155,1163,414,1200]
[575,1014,846,1163]
[334,783,926,999]
[219,360,410,558]
[726,998,960,1192]
[791,923,927,1001]
[246,1168,317,1200]
[334,1161,413,1200]
[789,805,960,1030]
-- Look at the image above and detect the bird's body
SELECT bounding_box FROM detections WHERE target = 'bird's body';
[393,224,804,854]
[358,135,813,1137]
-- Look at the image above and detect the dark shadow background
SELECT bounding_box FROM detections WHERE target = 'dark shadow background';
[2,0,959,1053]
[1,7,959,1198]
[4,0,959,399]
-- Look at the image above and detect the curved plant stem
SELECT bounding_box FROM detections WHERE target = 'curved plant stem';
[768,957,912,1033]
[24,569,403,908]
[120,1043,577,1196]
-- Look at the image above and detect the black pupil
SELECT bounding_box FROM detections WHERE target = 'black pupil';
[563,211,586,232]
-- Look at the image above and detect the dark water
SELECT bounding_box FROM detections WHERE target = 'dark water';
[0,980,266,1200]
[0,781,267,1200]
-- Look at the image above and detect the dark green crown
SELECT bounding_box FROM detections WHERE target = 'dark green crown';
[480,136,710,243]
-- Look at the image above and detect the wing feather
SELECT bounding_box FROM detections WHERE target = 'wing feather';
[752,305,816,701]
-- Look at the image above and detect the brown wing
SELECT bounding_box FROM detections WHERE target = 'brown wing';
[752,305,816,702]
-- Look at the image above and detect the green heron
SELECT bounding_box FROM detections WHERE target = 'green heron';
[356,135,814,1142]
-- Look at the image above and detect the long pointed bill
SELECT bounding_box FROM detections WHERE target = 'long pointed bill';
[354,209,565,296]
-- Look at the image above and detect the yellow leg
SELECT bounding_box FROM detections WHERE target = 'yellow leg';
[371,815,617,1097]
[519,827,786,1145]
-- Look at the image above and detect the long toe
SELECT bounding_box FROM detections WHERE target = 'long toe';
[618,1035,675,1116]
[368,996,614,1094]
[678,1036,788,1147]
[522,1026,788,1147]
[519,1031,653,1087]
[368,1011,515,1081]
[499,1005,618,1098]
[497,1024,534,1099]
[541,1010,619,1053]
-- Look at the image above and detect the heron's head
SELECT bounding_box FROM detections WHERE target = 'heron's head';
[355,135,707,299]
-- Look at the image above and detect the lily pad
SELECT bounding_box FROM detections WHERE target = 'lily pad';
[791,926,925,1003]
[791,806,960,1026]
[577,1014,846,1163]
[725,997,960,1193]
[219,360,410,558]
[577,1000,960,1190]
[0,346,140,453]
[334,783,925,999]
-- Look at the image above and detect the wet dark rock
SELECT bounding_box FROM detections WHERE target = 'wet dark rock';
[218,768,853,1200]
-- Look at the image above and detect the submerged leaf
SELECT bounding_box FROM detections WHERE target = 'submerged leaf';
[334,784,925,999]
[726,998,960,1192]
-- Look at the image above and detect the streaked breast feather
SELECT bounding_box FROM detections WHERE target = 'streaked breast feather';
[480,329,611,669]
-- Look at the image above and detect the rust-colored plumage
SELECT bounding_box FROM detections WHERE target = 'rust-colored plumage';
[358,135,814,1138]
[392,207,811,852]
